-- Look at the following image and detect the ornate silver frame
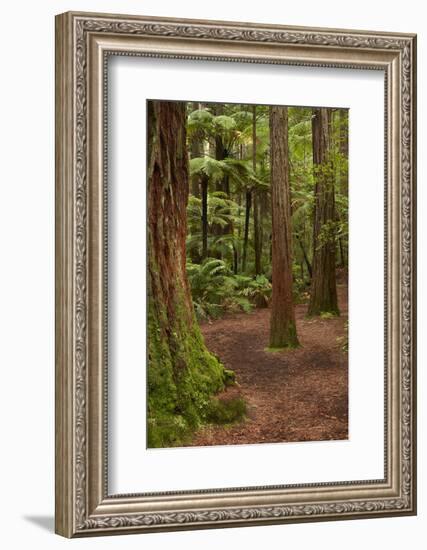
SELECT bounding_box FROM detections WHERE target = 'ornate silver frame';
[55,11,417,537]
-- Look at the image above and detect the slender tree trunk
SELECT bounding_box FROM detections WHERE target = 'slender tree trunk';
[211,104,232,252]
[201,175,208,260]
[339,237,345,268]
[242,190,252,272]
[296,233,312,278]
[269,106,299,348]
[252,105,262,275]
[308,108,339,316]
[189,102,202,198]
[233,245,238,274]
[214,104,227,196]
[259,159,268,267]
[147,100,226,446]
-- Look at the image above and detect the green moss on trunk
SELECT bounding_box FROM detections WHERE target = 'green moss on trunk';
[147,299,228,447]
[146,100,233,448]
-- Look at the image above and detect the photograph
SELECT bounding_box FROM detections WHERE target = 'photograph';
[147,99,349,448]
[53,9,416,538]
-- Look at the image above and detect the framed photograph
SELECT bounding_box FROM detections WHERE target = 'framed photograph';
[55,11,417,537]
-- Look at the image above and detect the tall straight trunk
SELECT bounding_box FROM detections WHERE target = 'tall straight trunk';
[189,102,202,198]
[259,159,268,264]
[241,190,252,272]
[338,109,349,267]
[147,100,226,447]
[201,175,209,259]
[339,237,345,268]
[211,103,232,249]
[296,233,312,278]
[338,109,349,195]
[269,106,299,348]
[233,245,239,274]
[252,105,262,275]
[308,108,339,316]
[214,103,228,197]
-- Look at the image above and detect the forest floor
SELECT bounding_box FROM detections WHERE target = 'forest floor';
[190,277,348,447]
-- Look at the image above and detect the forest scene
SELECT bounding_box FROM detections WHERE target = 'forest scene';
[147,99,349,448]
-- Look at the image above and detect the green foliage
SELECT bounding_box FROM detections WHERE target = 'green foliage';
[320,311,338,319]
[147,294,229,448]
[149,103,349,448]
[205,396,247,425]
[292,264,310,303]
[317,220,341,248]
[186,258,275,320]
[189,156,265,191]
[238,274,272,308]
[186,259,252,320]
[147,277,245,447]
[187,105,259,152]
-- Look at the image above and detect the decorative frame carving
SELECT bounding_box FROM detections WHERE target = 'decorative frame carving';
[55,11,416,537]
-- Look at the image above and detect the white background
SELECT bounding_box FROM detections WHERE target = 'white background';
[0,1,424,548]
[109,58,384,493]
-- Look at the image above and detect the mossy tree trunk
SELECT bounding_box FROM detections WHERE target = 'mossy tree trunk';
[147,100,227,447]
[269,106,299,349]
[308,108,339,316]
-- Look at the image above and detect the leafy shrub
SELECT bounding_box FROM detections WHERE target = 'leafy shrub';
[187,260,274,320]
[238,274,272,308]
[187,259,251,320]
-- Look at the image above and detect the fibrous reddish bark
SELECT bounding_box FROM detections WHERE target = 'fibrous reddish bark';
[269,106,299,348]
[308,108,339,316]
[147,100,226,447]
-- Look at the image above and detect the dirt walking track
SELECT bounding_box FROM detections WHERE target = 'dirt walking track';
[191,284,348,447]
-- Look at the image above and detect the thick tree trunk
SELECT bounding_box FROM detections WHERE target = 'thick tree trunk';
[147,100,226,447]
[252,105,262,275]
[308,108,339,316]
[269,106,299,348]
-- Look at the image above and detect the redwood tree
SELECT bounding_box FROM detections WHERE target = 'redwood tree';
[147,100,228,447]
[308,108,339,316]
[269,106,299,348]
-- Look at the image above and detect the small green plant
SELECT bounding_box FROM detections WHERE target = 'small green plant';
[205,396,247,425]
[320,311,337,319]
